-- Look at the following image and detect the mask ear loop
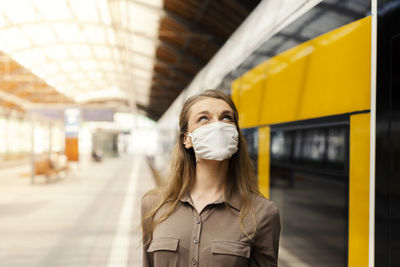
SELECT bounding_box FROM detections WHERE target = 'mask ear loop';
[186,132,198,164]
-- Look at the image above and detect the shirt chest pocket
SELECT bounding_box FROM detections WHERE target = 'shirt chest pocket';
[147,238,179,267]
[211,241,251,267]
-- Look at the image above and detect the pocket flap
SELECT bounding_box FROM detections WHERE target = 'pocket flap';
[211,241,251,258]
[147,238,179,252]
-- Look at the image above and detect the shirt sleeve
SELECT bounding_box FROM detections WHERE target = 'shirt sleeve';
[250,201,281,267]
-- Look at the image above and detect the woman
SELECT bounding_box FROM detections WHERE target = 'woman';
[141,90,280,267]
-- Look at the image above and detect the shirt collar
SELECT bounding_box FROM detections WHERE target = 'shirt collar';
[179,186,241,211]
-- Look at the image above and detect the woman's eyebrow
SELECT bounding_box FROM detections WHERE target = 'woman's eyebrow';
[195,110,210,116]
[220,110,234,115]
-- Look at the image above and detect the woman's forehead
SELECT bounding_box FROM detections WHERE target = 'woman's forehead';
[189,97,233,116]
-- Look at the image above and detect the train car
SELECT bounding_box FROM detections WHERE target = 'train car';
[231,7,371,267]
[156,0,400,266]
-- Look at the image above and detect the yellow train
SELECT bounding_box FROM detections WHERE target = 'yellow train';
[232,15,371,266]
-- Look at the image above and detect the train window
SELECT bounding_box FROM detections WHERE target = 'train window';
[270,118,349,267]
[271,131,292,160]
[327,127,346,165]
[271,125,347,176]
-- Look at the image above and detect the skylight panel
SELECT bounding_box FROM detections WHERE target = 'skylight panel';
[104,72,118,80]
[0,13,8,28]
[87,71,103,80]
[0,27,32,52]
[0,0,162,107]
[69,72,86,81]
[58,83,76,95]
[107,28,117,45]
[52,22,85,43]
[0,0,40,24]
[115,63,124,73]
[69,44,92,59]
[83,25,107,44]
[77,80,92,90]
[50,75,69,85]
[39,63,60,76]
[111,48,121,61]
[134,79,152,89]
[132,54,154,70]
[22,24,58,46]
[16,47,47,66]
[128,21,159,38]
[12,53,31,68]
[130,35,156,56]
[68,0,99,22]
[97,0,112,26]
[100,61,115,72]
[132,68,152,80]
[33,0,73,21]
[93,46,112,60]
[92,80,109,88]
[45,44,70,60]
[128,2,160,23]
[79,60,97,71]
[59,60,79,72]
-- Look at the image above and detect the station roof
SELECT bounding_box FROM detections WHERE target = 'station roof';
[0,0,260,120]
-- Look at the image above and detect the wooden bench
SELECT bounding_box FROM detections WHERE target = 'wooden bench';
[34,158,56,178]
[34,154,70,182]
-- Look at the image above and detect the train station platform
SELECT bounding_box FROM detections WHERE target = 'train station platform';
[0,155,156,267]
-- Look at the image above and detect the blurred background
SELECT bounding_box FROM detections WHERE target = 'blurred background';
[0,0,399,267]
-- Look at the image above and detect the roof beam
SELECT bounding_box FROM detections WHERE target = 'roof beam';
[0,89,32,109]
[152,82,184,93]
[163,10,225,46]
[0,74,44,83]
[179,0,212,56]
[155,59,194,81]
[159,40,205,68]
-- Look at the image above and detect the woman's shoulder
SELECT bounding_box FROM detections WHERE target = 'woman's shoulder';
[141,188,163,214]
[252,193,279,218]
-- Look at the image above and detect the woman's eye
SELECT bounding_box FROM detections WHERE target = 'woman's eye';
[198,116,208,122]
[222,115,234,122]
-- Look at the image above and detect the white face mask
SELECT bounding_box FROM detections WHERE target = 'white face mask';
[187,121,239,161]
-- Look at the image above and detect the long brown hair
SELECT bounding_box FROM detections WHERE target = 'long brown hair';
[141,90,260,245]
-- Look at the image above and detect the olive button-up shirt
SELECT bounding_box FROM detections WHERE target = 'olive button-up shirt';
[141,191,280,267]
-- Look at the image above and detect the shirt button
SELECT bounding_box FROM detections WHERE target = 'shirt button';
[195,219,201,224]
[193,238,199,244]
[192,258,197,265]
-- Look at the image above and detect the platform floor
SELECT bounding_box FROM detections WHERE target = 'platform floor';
[0,155,155,267]
[0,154,323,267]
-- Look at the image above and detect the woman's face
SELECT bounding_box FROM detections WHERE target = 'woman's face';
[183,97,236,149]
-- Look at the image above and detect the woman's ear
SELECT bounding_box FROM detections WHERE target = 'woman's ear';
[183,133,193,149]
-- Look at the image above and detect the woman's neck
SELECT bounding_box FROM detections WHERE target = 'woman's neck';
[190,159,229,212]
